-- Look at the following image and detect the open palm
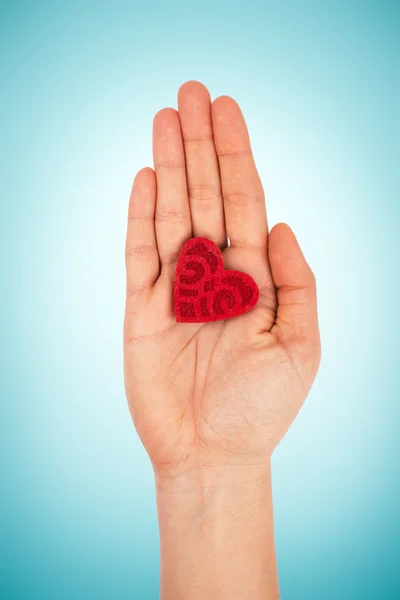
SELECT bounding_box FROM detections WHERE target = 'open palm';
[124,81,320,478]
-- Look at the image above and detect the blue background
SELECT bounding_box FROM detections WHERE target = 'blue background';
[1,1,399,598]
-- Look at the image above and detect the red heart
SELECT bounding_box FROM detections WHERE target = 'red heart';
[174,237,259,323]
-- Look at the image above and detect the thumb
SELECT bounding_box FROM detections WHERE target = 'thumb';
[268,223,320,363]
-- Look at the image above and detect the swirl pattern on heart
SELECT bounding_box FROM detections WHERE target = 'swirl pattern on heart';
[174,237,260,323]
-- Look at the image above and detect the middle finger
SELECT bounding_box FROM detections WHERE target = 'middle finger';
[178,81,226,248]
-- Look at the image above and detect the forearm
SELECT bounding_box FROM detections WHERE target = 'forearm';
[155,463,279,600]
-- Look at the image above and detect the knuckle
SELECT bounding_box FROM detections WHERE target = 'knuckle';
[224,192,264,207]
[188,183,222,206]
[127,212,154,223]
[156,208,190,225]
[161,249,180,266]
[125,244,155,260]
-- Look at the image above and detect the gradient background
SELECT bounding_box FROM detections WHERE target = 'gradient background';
[1,1,399,598]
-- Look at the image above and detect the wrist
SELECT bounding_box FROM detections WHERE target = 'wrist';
[154,461,272,506]
[155,462,279,600]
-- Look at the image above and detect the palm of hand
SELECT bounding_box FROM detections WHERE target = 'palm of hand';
[124,82,320,478]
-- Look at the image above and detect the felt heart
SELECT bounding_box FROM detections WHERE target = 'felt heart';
[174,237,259,323]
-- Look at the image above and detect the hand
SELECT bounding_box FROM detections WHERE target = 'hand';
[124,81,321,481]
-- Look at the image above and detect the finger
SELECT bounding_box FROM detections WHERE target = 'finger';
[153,108,192,276]
[211,96,268,249]
[268,223,321,365]
[212,95,273,289]
[178,81,226,248]
[125,167,159,309]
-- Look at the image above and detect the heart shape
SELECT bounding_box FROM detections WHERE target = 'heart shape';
[174,237,259,323]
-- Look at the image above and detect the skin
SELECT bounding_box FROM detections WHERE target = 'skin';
[124,81,321,599]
